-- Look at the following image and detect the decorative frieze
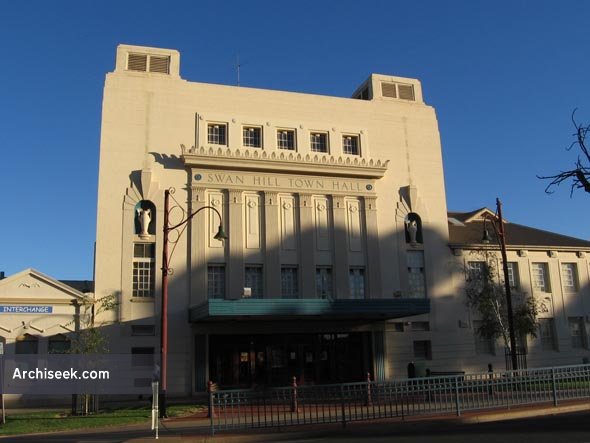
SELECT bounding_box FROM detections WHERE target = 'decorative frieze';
[182,145,388,179]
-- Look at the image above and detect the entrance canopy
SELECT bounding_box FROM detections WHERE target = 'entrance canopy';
[189,298,430,323]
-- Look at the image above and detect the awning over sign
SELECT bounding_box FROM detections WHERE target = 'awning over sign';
[189,298,430,323]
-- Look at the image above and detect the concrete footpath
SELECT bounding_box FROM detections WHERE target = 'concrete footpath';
[125,401,590,443]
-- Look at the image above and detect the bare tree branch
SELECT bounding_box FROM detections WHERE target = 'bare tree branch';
[538,109,590,196]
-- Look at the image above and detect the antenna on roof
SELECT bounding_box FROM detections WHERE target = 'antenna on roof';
[236,54,241,87]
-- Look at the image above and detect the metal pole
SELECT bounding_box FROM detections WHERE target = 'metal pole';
[496,198,518,371]
[160,189,170,418]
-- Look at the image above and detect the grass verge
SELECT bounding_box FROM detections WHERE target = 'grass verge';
[0,403,206,436]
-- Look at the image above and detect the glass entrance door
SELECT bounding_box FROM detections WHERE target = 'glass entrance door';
[208,332,372,388]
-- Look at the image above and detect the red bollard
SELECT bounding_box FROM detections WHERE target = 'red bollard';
[366,372,372,407]
[291,376,298,413]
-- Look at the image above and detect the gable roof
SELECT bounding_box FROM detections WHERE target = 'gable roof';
[448,211,590,249]
[0,268,87,303]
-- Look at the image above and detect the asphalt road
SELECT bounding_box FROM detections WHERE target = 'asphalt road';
[3,410,590,442]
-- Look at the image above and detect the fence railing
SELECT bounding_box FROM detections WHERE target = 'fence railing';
[209,363,590,434]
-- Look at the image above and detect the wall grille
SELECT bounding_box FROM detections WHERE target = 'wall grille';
[127,53,170,74]
[398,84,415,101]
[128,53,148,72]
[381,82,397,98]
[149,55,170,74]
[380,82,415,101]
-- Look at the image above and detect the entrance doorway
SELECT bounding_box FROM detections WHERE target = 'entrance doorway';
[209,332,372,388]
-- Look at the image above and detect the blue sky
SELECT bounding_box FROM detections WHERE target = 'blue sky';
[1,1,589,280]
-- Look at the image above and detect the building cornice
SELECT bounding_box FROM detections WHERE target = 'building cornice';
[449,243,590,254]
[181,145,389,179]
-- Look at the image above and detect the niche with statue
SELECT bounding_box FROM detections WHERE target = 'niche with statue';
[135,200,156,239]
[404,213,423,245]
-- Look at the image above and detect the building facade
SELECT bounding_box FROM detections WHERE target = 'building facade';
[94,45,590,395]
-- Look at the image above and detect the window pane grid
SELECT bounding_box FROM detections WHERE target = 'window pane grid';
[245,266,263,299]
[342,135,359,155]
[310,133,328,153]
[539,318,557,351]
[349,268,365,299]
[506,262,519,289]
[208,265,226,299]
[473,320,494,355]
[407,251,426,298]
[569,317,586,349]
[561,263,577,292]
[316,267,333,299]
[277,130,295,150]
[281,267,299,299]
[133,261,155,297]
[532,263,549,292]
[243,126,261,147]
[208,124,226,145]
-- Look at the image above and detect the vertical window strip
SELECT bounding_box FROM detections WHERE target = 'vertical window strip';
[207,265,226,299]
[281,267,299,299]
[245,266,263,299]
[316,267,333,299]
[133,243,155,297]
[349,267,365,299]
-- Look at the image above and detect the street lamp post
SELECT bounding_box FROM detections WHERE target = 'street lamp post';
[159,188,227,417]
[482,198,518,371]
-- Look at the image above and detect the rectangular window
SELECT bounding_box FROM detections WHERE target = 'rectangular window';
[407,251,426,298]
[310,132,328,153]
[411,321,430,331]
[48,335,71,354]
[561,263,578,293]
[473,320,495,355]
[15,335,38,354]
[245,266,263,299]
[506,262,519,290]
[207,123,227,145]
[349,267,365,299]
[392,322,404,332]
[539,318,557,351]
[532,263,550,293]
[207,265,226,299]
[342,135,360,155]
[569,317,586,349]
[243,126,262,148]
[277,129,296,150]
[467,261,486,280]
[281,266,299,299]
[131,347,155,367]
[133,243,155,297]
[413,340,432,360]
[316,267,333,299]
[131,325,156,336]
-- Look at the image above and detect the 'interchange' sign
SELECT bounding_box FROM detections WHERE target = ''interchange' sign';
[0,306,53,314]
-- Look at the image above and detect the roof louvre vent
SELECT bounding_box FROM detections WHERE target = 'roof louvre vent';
[398,84,415,101]
[149,56,170,74]
[381,82,397,98]
[127,53,148,72]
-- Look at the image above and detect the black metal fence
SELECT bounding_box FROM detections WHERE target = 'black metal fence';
[505,346,528,370]
[209,363,590,434]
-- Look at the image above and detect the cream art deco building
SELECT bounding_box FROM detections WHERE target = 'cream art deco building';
[94,44,590,395]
